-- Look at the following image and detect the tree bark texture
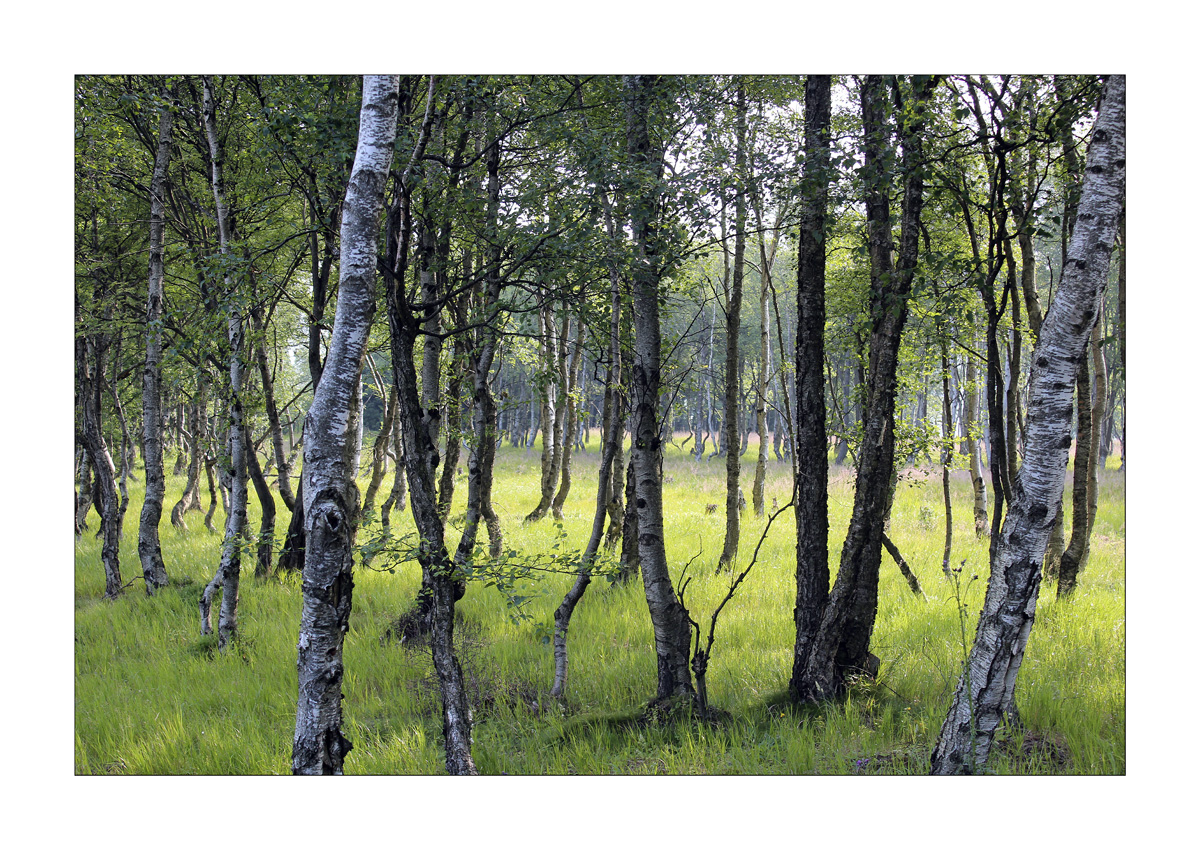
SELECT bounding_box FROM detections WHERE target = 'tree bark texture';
[624,75,694,701]
[794,75,935,702]
[789,75,832,697]
[137,89,173,594]
[292,74,399,775]
[931,74,1124,775]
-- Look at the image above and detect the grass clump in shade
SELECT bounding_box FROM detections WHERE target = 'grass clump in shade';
[74,438,1125,775]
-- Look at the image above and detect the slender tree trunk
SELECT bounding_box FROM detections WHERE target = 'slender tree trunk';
[246,440,276,578]
[77,334,123,599]
[551,177,626,697]
[964,346,989,536]
[383,77,475,775]
[137,89,173,593]
[552,315,584,519]
[75,448,93,535]
[940,332,955,576]
[625,74,693,702]
[718,80,748,572]
[525,306,564,523]
[1057,324,1100,598]
[931,74,1124,775]
[362,379,398,513]
[380,387,408,525]
[789,75,832,697]
[251,307,297,511]
[198,76,249,650]
[172,378,207,527]
[292,75,399,775]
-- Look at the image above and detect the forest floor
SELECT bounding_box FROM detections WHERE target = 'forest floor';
[74,440,1125,775]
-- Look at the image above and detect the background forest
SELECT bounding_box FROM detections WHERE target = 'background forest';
[72,70,1128,789]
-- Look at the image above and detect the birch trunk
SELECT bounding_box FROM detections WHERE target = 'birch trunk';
[292,74,399,775]
[552,317,584,519]
[77,334,123,599]
[171,376,206,527]
[551,189,626,698]
[138,88,173,593]
[718,85,747,570]
[931,74,1124,775]
[525,306,563,523]
[794,75,935,701]
[965,347,989,536]
[789,75,832,696]
[198,76,249,650]
[624,75,693,701]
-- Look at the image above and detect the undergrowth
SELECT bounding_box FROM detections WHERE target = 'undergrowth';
[74,437,1125,775]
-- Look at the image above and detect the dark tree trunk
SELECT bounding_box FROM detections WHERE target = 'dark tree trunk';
[246,440,276,578]
[789,75,832,697]
[794,75,936,702]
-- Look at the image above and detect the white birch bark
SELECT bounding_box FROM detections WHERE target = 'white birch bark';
[199,76,249,649]
[292,74,400,775]
[138,89,173,593]
[931,74,1124,774]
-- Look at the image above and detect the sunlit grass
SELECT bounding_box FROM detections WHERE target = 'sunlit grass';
[74,435,1124,774]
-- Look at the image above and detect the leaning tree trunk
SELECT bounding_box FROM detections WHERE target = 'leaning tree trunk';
[551,212,626,698]
[77,334,123,599]
[931,74,1124,775]
[250,306,297,511]
[624,74,693,702]
[794,75,935,702]
[1057,318,1104,598]
[292,74,399,776]
[198,76,249,650]
[137,88,173,594]
[789,75,832,697]
[384,76,476,775]
[246,440,276,578]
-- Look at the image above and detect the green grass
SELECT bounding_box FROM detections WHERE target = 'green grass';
[74,435,1125,775]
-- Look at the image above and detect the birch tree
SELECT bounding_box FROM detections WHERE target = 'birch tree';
[292,74,400,775]
[624,74,694,701]
[198,76,250,649]
[931,74,1124,775]
[793,75,937,701]
[137,85,174,594]
[788,75,832,696]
